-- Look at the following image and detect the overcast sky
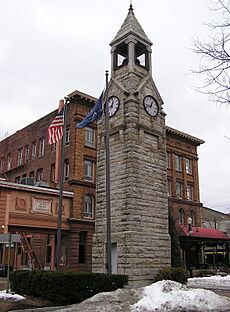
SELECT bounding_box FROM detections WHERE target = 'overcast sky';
[0,0,230,213]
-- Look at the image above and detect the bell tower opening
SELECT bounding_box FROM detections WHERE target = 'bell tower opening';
[114,42,128,69]
[135,42,149,69]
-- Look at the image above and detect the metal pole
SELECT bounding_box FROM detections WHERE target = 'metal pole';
[105,70,112,274]
[56,98,68,271]
[6,233,12,293]
[188,224,193,278]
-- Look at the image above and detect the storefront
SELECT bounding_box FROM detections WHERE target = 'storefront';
[179,226,230,272]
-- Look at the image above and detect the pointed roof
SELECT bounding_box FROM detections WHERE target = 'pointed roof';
[110,4,152,46]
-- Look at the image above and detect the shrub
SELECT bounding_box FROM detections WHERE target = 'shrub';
[155,266,188,284]
[10,271,128,305]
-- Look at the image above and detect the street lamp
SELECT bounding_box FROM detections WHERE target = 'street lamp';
[187,217,192,234]
[187,217,193,278]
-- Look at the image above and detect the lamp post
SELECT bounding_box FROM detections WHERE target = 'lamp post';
[187,217,193,278]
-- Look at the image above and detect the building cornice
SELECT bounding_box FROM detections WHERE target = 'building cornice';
[166,126,205,145]
[0,180,73,197]
[68,90,97,103]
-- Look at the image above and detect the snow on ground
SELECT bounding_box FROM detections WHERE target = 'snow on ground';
[1,276,230,311]
[132,280,230,312]
[0,290,25,301]
[55,277,230,312]
[187,274,230,289]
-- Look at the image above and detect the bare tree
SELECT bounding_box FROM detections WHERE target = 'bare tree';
[193,0,230,105]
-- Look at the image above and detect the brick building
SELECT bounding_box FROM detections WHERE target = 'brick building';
[166,126,204,228]
[0,90,97,272]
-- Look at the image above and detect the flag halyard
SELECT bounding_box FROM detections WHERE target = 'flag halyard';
[48,108,64,144]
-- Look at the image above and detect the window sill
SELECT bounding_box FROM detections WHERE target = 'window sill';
[84,144,96,150]
[83,215,93,219]
[84,178,93,181]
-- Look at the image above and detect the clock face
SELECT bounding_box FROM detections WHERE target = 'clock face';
[143,95,159,117]
[108,96,120,117]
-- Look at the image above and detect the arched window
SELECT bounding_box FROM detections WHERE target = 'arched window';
[179,208,185,225]
[190,210,195,226]
[84,195,93,218]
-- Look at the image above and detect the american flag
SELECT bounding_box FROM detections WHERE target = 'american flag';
[48,108,64,144]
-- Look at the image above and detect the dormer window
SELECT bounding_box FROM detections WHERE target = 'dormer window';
[135,42,148,69]
[114,43,128,69]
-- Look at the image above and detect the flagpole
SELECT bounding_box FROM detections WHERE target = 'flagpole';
[105,70,112,274]
[56,97,69,271]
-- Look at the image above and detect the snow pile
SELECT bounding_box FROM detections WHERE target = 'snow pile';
[132,280,230,312]
[0,290,25,301]
[187,275,230,289]
[1,277,230,311]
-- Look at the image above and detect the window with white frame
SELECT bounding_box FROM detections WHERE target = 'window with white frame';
[65,128,70,146]
[85,127,95,147]
[39,138,45,157]
[84,194,93,218]
[7,154,11,170]
[25,145,29,161]
[64,159,69,181]
[0,158,4,173]
[179,208,185,225]
[17,148,23,166]
[36,168,43,181]
[185,158,192,174]
[176,181,183,198]
[186,184,193,201]
[84,159,93,180]
[175,155,182,172]
[32,142,37,159]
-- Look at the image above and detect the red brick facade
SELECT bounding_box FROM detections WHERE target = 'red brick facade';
[0,90,97,272]
[166,126,204,228]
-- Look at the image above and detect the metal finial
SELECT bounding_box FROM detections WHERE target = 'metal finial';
[129,0,133,11]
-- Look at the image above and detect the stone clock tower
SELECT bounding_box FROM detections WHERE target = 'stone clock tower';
[92,5,171,286]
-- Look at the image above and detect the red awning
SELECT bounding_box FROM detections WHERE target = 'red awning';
[180,226,229,240]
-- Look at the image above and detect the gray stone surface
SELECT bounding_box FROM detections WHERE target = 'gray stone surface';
[92,5,171,286]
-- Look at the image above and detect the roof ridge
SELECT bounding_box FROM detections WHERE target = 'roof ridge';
[110,6,152,46]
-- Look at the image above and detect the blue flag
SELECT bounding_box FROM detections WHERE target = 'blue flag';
[76,92,103,129]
